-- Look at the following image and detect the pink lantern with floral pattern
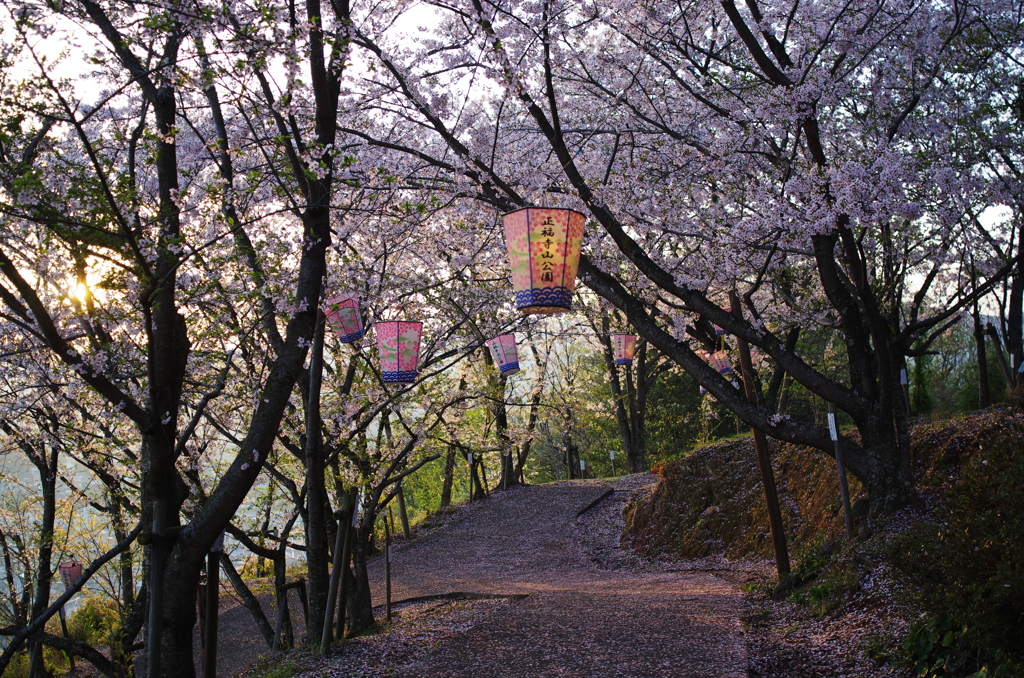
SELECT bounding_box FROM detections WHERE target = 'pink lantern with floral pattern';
[486,334,520,376]
[612,334,637,366]
[58,561,83,591]
[503,207,587,314]
[709,350,733,375]
[323,293,364,343]
[376,321,423,383]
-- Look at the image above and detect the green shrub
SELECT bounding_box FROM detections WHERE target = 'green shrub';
[887,422,1024,673]
[67,596,120,646]
[790,532,834,586]
[901,614,1008,677]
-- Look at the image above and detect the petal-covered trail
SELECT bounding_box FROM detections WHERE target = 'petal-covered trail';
[353,479,747,678]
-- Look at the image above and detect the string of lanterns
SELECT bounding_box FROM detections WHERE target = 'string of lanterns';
[320,207,603,382]
[321,205,754,396]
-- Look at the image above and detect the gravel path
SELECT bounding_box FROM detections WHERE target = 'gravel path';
[354,478,748,677]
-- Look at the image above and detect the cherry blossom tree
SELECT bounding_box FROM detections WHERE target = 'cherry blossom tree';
[338,0,1024,514]
[0,0,356,670]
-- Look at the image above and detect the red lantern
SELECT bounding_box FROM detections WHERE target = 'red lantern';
[323,293,365,343]
[376,321,423,383]
[503,207,586,314]
[486,334,520,376]
[612,334,637,366]
[58,561,83,591]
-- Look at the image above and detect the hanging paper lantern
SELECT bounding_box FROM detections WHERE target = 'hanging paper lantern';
[709,350,733,375]
[376,321,423,383]
[323,293,365,343]
[612,334,637,366]
[503,207,587,314]
[713,307,732,335]
[749,349,763,369]
[58,561,83,591]
[486,334,520,376]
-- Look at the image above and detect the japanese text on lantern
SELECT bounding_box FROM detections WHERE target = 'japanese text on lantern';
[539,217,556,282]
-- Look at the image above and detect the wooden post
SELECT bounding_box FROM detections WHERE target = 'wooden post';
[385,508,393,623]
[321,493,351,651]
[396,482,411,539]
[829,406,854,538]
[57,606,74,671]
[203,532,223,678]
[730,291,791,578]
[28,638,42,678]
[296,579,309,630]
[147,499,167,677]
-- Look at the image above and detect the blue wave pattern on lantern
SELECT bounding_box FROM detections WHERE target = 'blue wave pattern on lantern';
[382,370,418,383]
[498,361,520,376]
[514,286,572,310]
[337,328,365,343]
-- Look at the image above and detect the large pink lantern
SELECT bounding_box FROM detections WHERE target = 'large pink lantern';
[58,561,83,591]
[612,334,637,366]
[486,334,520,376]
[709,350,733,375]
[503,207,587,314]
[323,293,365,343]
[376,321,423,383]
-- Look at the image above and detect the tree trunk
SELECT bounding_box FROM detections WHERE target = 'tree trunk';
[597,318,635,468]
[1007,223,1024,383]
[345,527,376,636]
[974,304,990,408]
[303,316,330,644]
[440,445,457,509]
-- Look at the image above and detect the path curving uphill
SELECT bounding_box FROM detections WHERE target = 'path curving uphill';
[365,479,748,678]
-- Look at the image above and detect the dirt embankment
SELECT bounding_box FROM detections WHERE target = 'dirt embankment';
[624,409,1024,561]
[624,435,866,561]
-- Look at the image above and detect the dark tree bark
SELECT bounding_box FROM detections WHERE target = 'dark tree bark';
[974,304,991,408]
[303,316,330,644]
[439,445,457,509]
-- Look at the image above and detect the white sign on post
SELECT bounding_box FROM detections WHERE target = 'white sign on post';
[609,450,615,460]
[900,368,909,385]
[580,459,586,471]
[828,412,838,442]
[468,453,473,466]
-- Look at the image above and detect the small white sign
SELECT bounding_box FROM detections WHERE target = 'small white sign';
[900,368,908,385]
[580,459,586,470]
[351,494,362,528]
[827,413,838,442]
[210,530,226,553]
[468,453,473,466]
[609,450,615,460]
